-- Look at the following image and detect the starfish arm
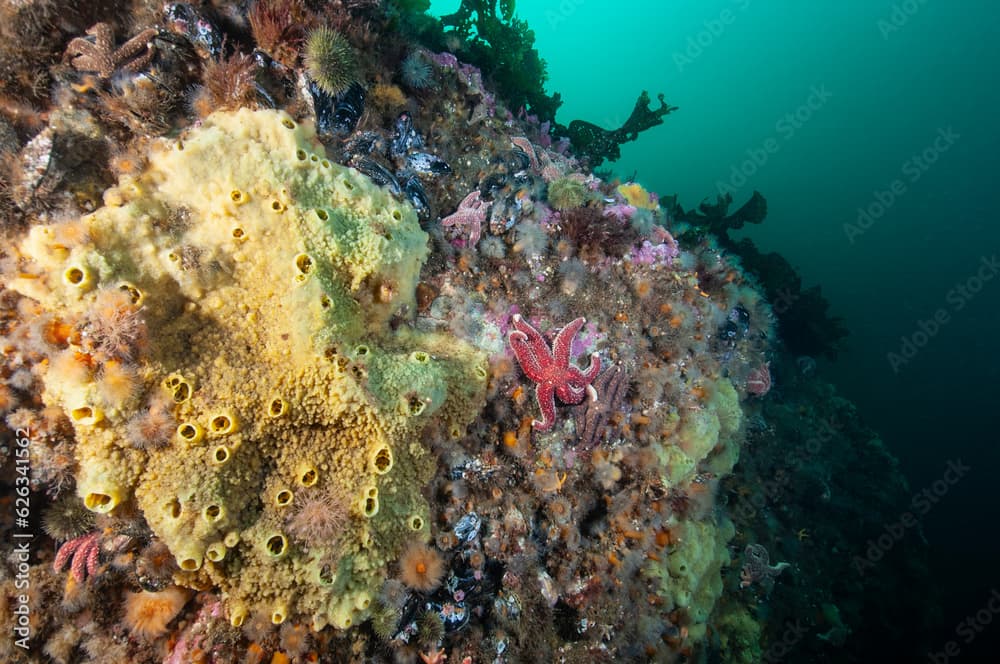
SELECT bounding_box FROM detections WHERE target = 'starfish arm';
[509,315,555,378]
[64,39,92,59]
[88,24,115,78]
[563,358,601,393]
[53,538,83,573]
[65,39,100,71]
[117,28,158,61]
[511,313,546,348]
[86,23,113,54]
[85,541,101,578]
[532,382,557,431]
[441,214,462,229]
[551,317,586,367]
[508,330,548,381]
[461,190,483,209]
[70,537,97,583]
[70,550,87,582]
[579,352,602,383]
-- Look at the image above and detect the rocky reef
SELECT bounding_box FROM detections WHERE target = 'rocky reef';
[0,1,931,663]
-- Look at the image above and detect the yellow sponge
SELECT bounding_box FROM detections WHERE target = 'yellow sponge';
[13,109,486,630]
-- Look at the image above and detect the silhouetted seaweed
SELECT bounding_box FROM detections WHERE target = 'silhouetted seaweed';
[558,91,678,166]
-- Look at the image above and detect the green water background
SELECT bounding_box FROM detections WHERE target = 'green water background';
[431,0,1000,649]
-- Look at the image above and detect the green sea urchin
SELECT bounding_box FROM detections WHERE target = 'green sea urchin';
[304,27,359,96]
[547,176,590,211]
[43,493,96,541]
[401,52,433,89]
[370,601,401,641]
[416,610,444,645]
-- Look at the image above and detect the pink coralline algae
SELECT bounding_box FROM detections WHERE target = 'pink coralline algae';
[432,53,495,117]
[53,531,101,582]
[537,121,552,148]
[603,204,637,223]
[508,314,601,431]
[163,598,224,664]
[431,52,459,69]
[630,239,679,267]
[442,190,489,246]
[746,361,772,396]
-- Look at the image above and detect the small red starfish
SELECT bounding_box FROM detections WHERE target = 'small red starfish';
[53,531,101,582]
[508,314,601,431]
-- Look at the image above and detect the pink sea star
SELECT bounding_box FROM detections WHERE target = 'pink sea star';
[53,531,101,582]
[510,136,540,170]
[64,23,158,79]
[441,190,488,246]
[508,314,601,431]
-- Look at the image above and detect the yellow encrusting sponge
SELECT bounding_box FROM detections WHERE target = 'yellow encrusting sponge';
[11,109,488,631]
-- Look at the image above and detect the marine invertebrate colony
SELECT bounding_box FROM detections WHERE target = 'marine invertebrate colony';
[285,487,351,547]
[81,288,147,362]
[0,2,915,661]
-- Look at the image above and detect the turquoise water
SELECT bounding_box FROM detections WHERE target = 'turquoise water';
[433,0,1000,648]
